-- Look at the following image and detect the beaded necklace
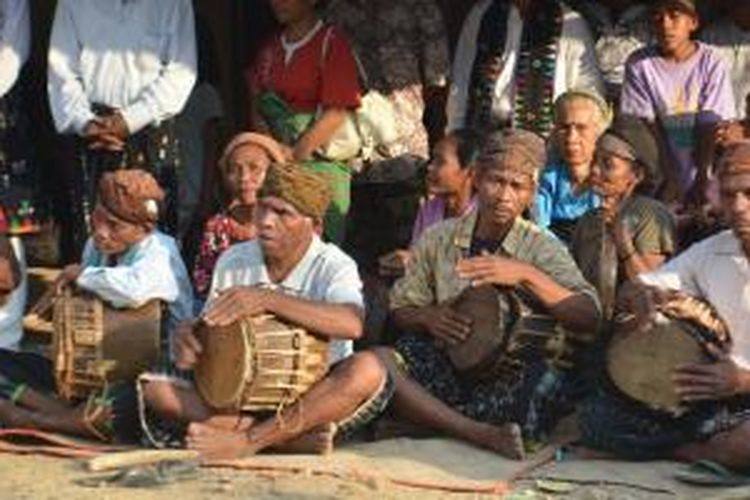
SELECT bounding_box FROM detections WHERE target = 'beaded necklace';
[466,0,563,137]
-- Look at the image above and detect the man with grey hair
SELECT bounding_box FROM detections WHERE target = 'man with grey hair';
[534,89,610,243]
[376,129,601,459]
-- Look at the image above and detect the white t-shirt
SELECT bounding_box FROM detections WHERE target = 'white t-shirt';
[702,19,750,119]
[208,236,364,364]
[639,230,750,368]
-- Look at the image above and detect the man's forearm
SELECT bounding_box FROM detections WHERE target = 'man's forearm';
[265,292,363,340]
[521,266,600,332]
[391,306,433,336]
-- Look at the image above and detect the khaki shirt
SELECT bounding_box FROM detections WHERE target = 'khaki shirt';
[390,209,600,313]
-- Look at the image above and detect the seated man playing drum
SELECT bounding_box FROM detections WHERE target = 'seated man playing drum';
[0,170,192,441]
[140,163,391,460]
[580,141,750,470]
[377,130,602,460]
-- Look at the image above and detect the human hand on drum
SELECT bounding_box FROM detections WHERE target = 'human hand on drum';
[174,319,202,370]
[672,345,750,402]
[202,286,271,327]
[423,304,473,346]
[455,254,530,288]
[615,283,681,327]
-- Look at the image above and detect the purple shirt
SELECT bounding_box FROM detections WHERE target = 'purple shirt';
[620,43,736,193]
[410,196,478,246]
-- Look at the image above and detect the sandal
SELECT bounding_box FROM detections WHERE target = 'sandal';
[674,459,750,487]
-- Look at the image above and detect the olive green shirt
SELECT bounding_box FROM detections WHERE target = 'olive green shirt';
[390,209,600,314]
[571,194,676,288]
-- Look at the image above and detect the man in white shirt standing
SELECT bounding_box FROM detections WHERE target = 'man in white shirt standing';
[47,0,197,252]
[446,0,604,137]
[140,164,391,459]
[581,141,750,470]
[0,0,30,352]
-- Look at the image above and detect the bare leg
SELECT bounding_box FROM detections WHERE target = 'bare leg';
[675,421,750,469]
[141,379,216,423]
[186,351,387,460]
[374,347,524,460]
[13,386,69,414]
[0,399,106,439]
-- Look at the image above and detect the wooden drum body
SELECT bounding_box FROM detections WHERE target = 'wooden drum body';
[53,289,161,401]
[194,315,329,412]
[607,296,730,416]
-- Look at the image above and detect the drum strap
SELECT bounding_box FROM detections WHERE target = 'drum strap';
[598,219,619,320]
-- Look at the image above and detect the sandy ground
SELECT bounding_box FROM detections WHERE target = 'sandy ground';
[0,453,500,500]
[3,451,747,500]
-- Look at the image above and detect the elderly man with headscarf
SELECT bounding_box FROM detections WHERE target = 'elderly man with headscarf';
[0,169,192,443]
[580,141,750,471]
[140,163,392,460]
[377,130,601,460]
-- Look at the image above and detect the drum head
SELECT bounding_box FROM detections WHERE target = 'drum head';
[607,319,709,415]
[447,285,509,372]
[194,321,251,410]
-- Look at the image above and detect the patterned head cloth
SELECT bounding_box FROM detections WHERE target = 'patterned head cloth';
[219,132,286,173]
[477,129,547,182]
[259,163,332,220]
[718,140,750,178]
[98,169,165,227]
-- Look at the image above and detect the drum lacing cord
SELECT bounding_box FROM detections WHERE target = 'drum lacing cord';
[82,380,114,442]
[275,394,305,434]
[137,373,165,449]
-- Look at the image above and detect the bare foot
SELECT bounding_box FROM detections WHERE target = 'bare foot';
[202,414,254,432]
[269,423,336,455]
[186,422,258,460]
[470,422,525,460]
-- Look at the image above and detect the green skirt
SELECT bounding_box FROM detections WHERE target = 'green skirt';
[303,160,351,244]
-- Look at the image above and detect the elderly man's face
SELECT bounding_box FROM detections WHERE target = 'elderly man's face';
[225,144,272,206]
[555,98,601,170]
[475,165,535,227]
[720,170,750,242]
[255,196,315,261]
[90,203,149,256]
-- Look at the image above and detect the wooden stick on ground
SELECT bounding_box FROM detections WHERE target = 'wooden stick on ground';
[87,449,201,472]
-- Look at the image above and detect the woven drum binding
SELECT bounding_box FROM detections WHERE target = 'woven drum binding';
[53,288,161,401]
[195,315,329,412]
[607,296,730,416]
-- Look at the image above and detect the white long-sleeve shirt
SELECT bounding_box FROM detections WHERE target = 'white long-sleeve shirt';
[47,0,197,136]
[0,0,30,99]
[446,0,604,132]
[0,238,27,351]
[76,231,194,339]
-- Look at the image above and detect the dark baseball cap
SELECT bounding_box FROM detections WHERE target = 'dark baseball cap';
[653,0,698,15]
